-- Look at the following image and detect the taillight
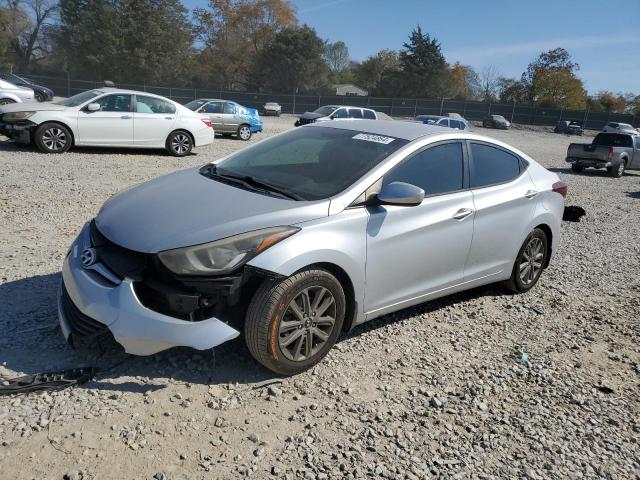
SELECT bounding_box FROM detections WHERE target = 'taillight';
[608,147,614,160]
[552,181,568,198]
[202,118,213,128]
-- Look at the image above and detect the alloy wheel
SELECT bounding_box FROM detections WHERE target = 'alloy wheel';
[278,286,336,362]
[239,126,251,140]
[41,127,67,151]
[519,237,544,285]
[171,134,190,155]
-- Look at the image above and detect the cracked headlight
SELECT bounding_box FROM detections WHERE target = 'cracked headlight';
[2,111,35,122]
[157,226,300,276]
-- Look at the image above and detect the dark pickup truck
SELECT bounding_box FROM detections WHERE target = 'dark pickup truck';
[565,132,640,177]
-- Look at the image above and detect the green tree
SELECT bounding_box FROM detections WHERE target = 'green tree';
[497,77,530,103]
[396,26,448,97]
[524,48,587,109]
[352,49,399,95]
[323,40,349,72]
[58,0,194,84]
[588,91,627,113]
[254,25,330,93]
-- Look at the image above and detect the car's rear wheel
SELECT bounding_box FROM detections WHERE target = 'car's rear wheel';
[237,124,252,141]
[166,130,192,156]
[245,268,345,376]
[607,160,625,178]
[505,228,548,293]
[34,122,72,153]
[0,98,15,106]
[571,164,584,173]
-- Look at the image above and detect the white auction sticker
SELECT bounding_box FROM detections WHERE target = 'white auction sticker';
[352,133,395,144]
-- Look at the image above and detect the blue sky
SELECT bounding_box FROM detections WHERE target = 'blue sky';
[185,0,640,94]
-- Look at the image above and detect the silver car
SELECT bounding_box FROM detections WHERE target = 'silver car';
[59,120,565,375]
[0,78,35,105]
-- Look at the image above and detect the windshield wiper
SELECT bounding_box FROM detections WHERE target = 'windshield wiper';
[199,164,301,200]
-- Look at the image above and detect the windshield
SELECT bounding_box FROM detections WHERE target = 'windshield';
[493,115,506,121]
[313,106,338,116]
[55,90,102,107]
[265,102,278,106]
[2,73,26,84]
[593,133,632,147]
[184,99,207,111]
[212,126,409,200]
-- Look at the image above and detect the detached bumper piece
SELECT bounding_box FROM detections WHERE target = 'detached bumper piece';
[0,367,98,396]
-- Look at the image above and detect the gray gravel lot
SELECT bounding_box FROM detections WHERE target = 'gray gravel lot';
[0,116,639,479]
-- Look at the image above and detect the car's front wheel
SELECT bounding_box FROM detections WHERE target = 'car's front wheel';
[35,92,46,102]
[0,98,16,106]
[237,124,252,141]
[505,228,548,293]
[571,164,584,173]
[245,268,345,375]
[166,130,193,156]
[34,122,72,153]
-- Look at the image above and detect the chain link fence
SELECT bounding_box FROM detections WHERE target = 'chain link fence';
[16,73,639,130]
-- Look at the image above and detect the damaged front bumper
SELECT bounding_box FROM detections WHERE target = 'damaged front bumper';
[58,223,240,355]
[0,121,33,143]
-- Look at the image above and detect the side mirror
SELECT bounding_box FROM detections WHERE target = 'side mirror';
[86,103,100,112]
[376,182,425,207]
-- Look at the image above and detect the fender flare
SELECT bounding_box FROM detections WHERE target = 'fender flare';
[0,93,22,103]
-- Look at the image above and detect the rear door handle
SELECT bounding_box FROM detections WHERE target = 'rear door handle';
[525,190,539,199]
[121,115,131,119]
[452,208,474,220]
[164,117,174,120]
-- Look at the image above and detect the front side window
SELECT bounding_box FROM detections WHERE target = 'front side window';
[135,95,176,114]
[348,108,363,119]
[94,94,132,112]
[363,109,376,119]
[332,108,348,119]
[314,106,337,116]
[55,90,102,107]
[213,127,409,200]
[223,103,236,114]
[470,143,521,188]
[383,142,464,196]
[437,118,450,127]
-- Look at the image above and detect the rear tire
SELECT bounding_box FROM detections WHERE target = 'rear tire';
[237,124,252,141]
[571,164,584,173]
[607,160,625,178]
[505,228,548,294]
[244,268,345,376]
[166,130,193,157]
[34,122,72,153]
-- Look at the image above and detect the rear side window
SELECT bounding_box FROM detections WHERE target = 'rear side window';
[348,108,363,119]
[223,103,236,114]
[384,142,464,196]
[608,123,619,128]
[450,120,463,130]
[363,109,376,119]
[135,95,176,114]
[437,118,449,127]
[470,143,521,187]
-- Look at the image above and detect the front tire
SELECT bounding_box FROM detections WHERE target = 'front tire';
[245,268,345,376]
[505,228,548,293]
[34,122,72,153]
[166,130,192,157]
[35,92,46,102]
[237,124,252,141]
[0,98,16,106]
[571,164,584,173]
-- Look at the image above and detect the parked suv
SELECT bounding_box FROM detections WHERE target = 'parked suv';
[58,120,565,375]
[435,117,472,131]
[483,114,511,129]
[602,122,638,135]
[295,105,377,126]
[186,99,263,141]
[554,121,583,136]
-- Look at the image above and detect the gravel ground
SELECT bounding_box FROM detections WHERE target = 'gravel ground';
[1,116,639,479]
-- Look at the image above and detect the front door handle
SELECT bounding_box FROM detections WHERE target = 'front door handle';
[121,115,132,119]
[452,208,474,220]
[524,190,539,199]
[164,117,174,120]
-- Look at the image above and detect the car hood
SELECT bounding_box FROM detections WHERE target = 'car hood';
[0,101,66,113]
[95,167,330,253]
[299,112,326,121]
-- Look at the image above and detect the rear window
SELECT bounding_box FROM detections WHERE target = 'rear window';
[593,133,632,147]
[363,109,376,120]
[348,108,363,119]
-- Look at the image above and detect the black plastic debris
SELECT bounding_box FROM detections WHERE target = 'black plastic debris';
[563,206,586,222]
[595,385,614,394]
[0,367,98,395]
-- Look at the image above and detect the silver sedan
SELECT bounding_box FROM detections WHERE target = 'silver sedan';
[58,120,565,375]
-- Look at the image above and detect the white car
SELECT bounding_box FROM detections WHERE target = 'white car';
[0,78,35,105]
[602,122,639,135]
[263,102,282,116]
[0,88,214,156]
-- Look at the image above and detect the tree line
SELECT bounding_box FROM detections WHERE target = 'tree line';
[1,0,638,114]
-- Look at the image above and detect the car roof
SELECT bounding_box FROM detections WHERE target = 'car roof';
[309,119,459,141]
[196,98,236,103]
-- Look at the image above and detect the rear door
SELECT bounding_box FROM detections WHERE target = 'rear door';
[465,142,536,281]
[632,136,640,168]
[133,95,177,146]
[365,141,474,314]
[77,93,133,145]
[222,102,239,132]
[200,102,224,131]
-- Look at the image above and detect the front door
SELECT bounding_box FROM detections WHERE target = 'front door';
[364,141,474,316]
[77,93,133,145]
[133,95,177,146]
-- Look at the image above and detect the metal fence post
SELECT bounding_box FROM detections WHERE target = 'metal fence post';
[488,102,492,114]
[317,95,321,110]
[292,93,296,114]
[413,99,417,117]
[462,100,467,117]
[66,72,71,97]
[510,101,516,123]
[559,108,563,121]
[583,108,589,127]
[439,97,444,115]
